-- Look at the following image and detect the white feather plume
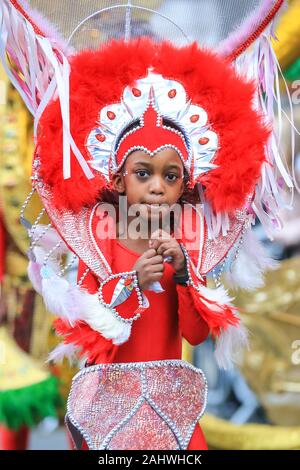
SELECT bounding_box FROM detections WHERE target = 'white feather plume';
[225,229,279,290]
[215,320,249,369]
[47,342,79,365]
[194,280,248,369]
[28,260,43,295]
[27,242,63,295]
[27,224,132,361]
[197,282,235,307]
[41,272,131,345]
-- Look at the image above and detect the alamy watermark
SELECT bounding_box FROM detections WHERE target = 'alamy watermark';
[95,196,203,250]
[291,339,300,365]
[292,81,300,105]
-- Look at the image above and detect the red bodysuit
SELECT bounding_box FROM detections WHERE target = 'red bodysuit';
[73,234,209,450]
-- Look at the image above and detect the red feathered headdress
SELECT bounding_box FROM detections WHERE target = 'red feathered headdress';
[36,38,269,214]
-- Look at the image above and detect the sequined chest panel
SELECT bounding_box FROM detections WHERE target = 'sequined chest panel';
[66,359,207,450]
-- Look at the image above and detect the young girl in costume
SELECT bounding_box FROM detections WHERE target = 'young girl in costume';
[0,0,295,451]
[29,40,269,450]
[63,143,212,450]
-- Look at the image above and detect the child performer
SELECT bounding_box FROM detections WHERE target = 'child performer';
[28,39,271,449]
[0,0,294,450]
[64,143,212,450]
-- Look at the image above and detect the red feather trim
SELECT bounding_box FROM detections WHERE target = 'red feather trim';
[152,41,270,213]
[38,38,269,214]
[187,285,240,337]
[53,318,119,364]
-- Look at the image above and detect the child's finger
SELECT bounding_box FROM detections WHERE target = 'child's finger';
[161,248,176,259]
[149,238,162,251]
[149,272,164,282]
[156,242,169,255]
[149,263,164,273]
[147,254,163,265]
[142,248,157,259]
[150,232,172,252]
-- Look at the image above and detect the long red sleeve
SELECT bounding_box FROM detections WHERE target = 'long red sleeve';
[176,284,210,346]
[77,259,141,319]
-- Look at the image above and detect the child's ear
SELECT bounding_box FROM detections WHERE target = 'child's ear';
[111,172,125,194]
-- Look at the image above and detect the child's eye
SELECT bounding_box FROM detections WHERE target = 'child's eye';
[136,170,150,178]
[165,173,178,182]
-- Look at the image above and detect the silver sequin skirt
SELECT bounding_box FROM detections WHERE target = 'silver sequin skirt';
[66,359,207,450]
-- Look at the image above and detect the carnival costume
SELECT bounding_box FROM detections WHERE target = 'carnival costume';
[0,0,296,450]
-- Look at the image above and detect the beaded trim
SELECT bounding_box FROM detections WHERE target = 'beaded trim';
[20,188,36,229]
[212,220,247,288]
[114,124,142,155]
[114,121,189,159]
[103,395,146,450]
[114,144,189,175]
[179,243,205,288]
[111,101,191,173]
[66,359,208,450]
[98,270,144,324]
[227,0,284,61]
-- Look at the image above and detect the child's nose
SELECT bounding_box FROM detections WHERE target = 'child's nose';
[149,176,164,194]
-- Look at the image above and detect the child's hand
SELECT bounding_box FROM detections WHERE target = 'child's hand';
[132,248,164,291]
[150,229,186,274]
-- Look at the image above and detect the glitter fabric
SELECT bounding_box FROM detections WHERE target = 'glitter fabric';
[200,209,247,274]
[38,186,111,280]
[66,359,207,450]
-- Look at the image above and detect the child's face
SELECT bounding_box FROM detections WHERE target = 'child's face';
[112,148,185,222]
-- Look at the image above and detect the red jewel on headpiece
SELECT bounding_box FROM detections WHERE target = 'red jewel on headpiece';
[96,133,106,142]
[132,87,141,97]
[168,89,177,99]
[190,114,199,123]
[199,137,209,145]
[107,111,116,120]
